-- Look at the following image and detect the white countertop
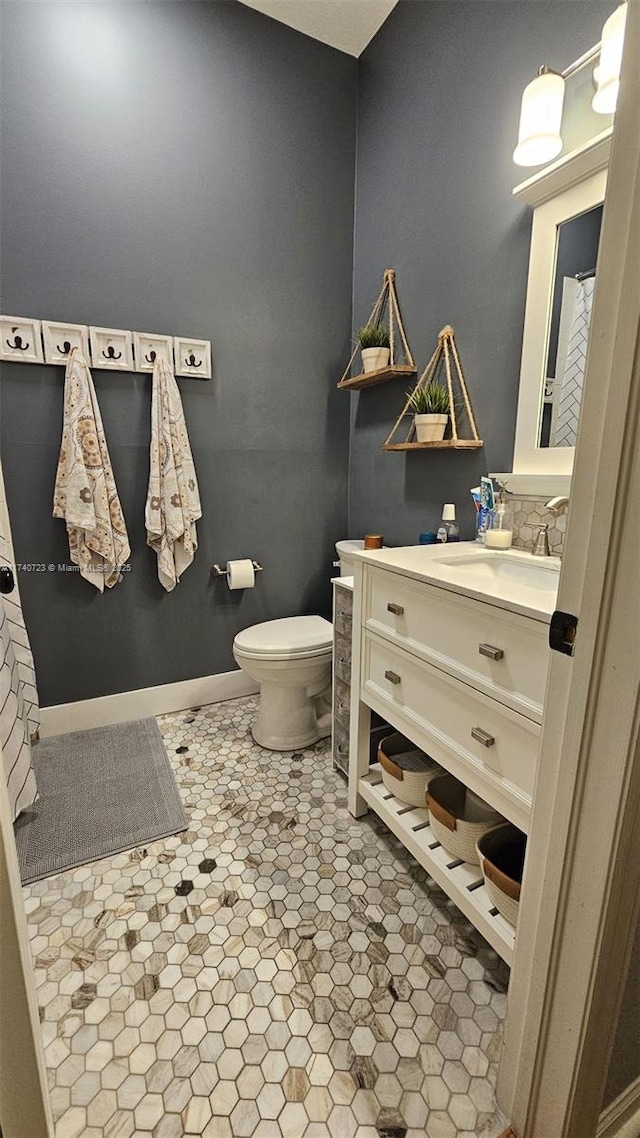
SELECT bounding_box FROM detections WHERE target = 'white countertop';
[351,542,560,623]
[331,575,354,592]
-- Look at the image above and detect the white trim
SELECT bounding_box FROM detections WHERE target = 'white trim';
[597,1078,640,1138]
[0,741,54,1136]
[490,472,572,498]
[40,670,258,737]
[511,167,606,482]
[513,128,612,207]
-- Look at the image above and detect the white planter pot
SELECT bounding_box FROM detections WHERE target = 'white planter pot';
[361,347,390,374]
[415,413,448,442]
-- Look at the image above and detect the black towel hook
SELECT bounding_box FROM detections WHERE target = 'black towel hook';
[102,344,122,361]
[56,340,72,355]
[185,352,202,368]
[6,328,29,351]
[144,349,157,364]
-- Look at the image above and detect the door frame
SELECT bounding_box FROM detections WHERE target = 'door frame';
[498,2,640,1134]
[0,750,53,1137]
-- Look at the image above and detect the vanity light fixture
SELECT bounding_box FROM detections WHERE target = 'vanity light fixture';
[592,2,627,114]
[513,67,565,168]
[514,7,628,170]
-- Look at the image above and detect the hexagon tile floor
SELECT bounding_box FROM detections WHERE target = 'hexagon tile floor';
[24,695,509,1138]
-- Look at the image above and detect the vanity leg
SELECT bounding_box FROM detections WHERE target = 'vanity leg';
[348,698,371,817]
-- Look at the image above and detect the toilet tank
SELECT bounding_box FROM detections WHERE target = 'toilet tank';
[335,540,365,577]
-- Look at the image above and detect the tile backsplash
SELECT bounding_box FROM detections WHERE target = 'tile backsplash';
[511,496,566,556]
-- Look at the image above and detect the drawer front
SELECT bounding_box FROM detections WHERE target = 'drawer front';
[334,632,352,685]
[333,717,349,775]
[366,567,548,722]
[334,586,353,637]
[363,633,539,829]
[333,675,351,729]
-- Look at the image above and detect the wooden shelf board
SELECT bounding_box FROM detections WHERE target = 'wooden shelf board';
[337,365,416,391]
[382,439,484,451]
[359,765,516,966]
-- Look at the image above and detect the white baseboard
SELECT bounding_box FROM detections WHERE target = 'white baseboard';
[598,1077,640,1138]
[40,670,259,738]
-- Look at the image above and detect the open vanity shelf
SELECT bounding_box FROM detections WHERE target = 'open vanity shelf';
[360,765,516,964]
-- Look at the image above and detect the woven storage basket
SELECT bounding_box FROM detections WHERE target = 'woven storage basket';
[378,732,443,807]
[426,774,504,864]
[477,822,526,927]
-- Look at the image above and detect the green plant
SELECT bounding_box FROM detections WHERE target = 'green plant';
[407,381,450,415]
[357,324,390,350]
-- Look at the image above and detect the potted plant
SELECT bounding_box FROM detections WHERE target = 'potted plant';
[358,324,390,373]
[408,381,450,442]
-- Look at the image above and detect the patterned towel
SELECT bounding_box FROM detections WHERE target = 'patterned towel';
[146,356,201,591]
[53,347,130,591]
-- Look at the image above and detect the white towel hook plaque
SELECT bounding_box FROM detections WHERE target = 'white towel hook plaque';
[42,321,90,366]
[174,337,212,379]
[90,327,134,372]
[0,316,44,364]
[132,332,173,373]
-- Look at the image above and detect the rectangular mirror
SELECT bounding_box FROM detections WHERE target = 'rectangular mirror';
[540,203,603,449]
[505,160,608,492]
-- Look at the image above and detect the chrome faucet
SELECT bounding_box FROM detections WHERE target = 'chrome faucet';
[545,495,569,515]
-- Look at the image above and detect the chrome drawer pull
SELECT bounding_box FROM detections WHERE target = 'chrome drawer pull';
[387,602,404,616]
[384,669,401,685]
[479,643,504,661]
[471,727,495,748]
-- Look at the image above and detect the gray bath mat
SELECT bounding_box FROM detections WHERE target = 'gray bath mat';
[14,718,187,885]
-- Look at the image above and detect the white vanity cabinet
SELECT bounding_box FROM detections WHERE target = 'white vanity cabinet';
[348,548,553,965]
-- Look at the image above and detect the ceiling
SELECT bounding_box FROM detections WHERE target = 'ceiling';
[239,0,398,57]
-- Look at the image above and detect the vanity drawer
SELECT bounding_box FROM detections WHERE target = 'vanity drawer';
[334,587,353,637]
[333,676,351,728]
[334,633,352,685]
[333,717,350,776]
[362,632,539,828]
[366,566,548,722]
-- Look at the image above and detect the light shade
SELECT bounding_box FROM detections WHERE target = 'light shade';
[593,3,627,114]
[513,70,565,167]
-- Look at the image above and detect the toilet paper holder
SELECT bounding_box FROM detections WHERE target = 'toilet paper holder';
[212,560,263,577]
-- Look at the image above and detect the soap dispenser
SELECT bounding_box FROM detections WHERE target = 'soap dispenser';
[485,485,514,549]
[436,504,460,543]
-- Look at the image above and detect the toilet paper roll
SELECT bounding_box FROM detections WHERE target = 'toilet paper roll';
[227,559,255,590]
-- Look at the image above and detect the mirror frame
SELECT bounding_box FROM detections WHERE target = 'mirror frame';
[513,167,607,478]
[492,129,611,496]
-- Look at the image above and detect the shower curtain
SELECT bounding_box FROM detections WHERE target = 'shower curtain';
[552,276,596,448]
[0,462,39,820]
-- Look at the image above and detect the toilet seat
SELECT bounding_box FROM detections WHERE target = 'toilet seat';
[233,616,332,661]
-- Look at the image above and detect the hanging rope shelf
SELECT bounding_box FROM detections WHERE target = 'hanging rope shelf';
[382,324,483,451]
[337,268,416,391]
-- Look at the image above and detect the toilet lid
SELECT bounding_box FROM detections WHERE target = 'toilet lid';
[234,616,333,658]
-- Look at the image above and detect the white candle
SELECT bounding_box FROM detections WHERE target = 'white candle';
[485,529,513,550]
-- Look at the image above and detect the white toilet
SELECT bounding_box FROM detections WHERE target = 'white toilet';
[233,615,333,751]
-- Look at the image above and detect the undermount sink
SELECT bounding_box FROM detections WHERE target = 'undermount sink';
[434,551,559,592]
[427,549,560,616]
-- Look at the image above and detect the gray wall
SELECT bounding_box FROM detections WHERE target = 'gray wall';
[348,0,613,544]
[0,1,356,706]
